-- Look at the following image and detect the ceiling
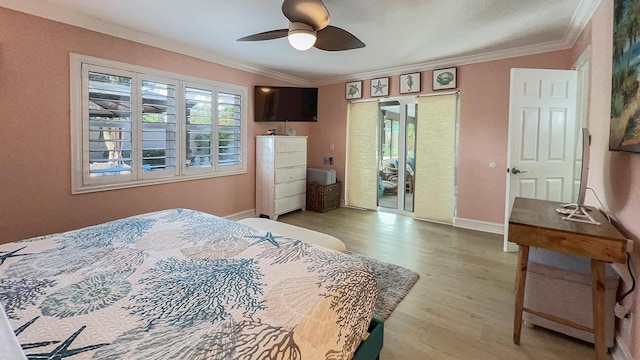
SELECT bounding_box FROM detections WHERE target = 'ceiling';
[1,0,599,85]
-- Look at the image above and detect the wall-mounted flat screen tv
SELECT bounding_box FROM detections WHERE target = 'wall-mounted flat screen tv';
[254,86,318,122]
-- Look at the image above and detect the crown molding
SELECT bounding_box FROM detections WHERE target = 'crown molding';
[1,0,600,87]
[566,0,602,47]
[312,39,572,86]
[0,0,310,86]
[310,0,602,86]
[313,0,601,86]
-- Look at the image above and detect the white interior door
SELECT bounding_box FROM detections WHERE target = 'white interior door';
[503,68,578,251]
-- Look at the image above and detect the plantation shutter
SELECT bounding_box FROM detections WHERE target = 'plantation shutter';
[86,69,133,179]
[140,78,177,177]
[345,101,379,210]
[184,86,214,170]
[72,55,248,193]
[218,92,242,168]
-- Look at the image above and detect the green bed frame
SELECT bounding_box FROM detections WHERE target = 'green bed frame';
[352,318,384,360]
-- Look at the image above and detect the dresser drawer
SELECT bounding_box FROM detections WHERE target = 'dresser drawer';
[275,137,306,153]
[275,179,306,199]
[275,194,305,214]
[274,151,306,168]
[274,166,306,183]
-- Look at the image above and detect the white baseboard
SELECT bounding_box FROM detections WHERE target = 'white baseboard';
[225,209,256,221]
[612,334,632,360]
[414,216,454,226]
[454,217,504,235]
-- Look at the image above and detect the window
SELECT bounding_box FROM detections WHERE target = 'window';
[184,86,214,171]
[141,78,177,176]
[71,54,247,193]
[218,92,242,167]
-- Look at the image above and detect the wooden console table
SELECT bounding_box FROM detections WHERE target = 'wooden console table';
[508,197,630,360]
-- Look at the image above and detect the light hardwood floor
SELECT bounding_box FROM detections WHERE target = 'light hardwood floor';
[277,207,603,360]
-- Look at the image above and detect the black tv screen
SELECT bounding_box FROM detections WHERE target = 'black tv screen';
[254,86,318,122]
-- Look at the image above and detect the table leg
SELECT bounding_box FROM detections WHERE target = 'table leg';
[591,259,607,359]
[513,245,529,345]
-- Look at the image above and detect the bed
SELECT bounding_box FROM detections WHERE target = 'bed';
[0,209,379,359]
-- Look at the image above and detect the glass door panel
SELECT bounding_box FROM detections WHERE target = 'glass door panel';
[404,103,416,212]
[379,102,400,209]
[377,99,417,214]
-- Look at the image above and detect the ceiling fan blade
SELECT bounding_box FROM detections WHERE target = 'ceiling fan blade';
[237,29,288,42]
[282,0,330,31]
[314,26,365,51]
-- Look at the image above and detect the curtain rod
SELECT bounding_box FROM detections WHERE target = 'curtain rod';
[416,90,460,98]
[347,90,460,103]
[346,98,379,104]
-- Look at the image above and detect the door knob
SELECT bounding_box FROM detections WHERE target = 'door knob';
[510,167,527,174]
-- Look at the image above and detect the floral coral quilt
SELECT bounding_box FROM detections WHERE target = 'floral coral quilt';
[0,209,377,359]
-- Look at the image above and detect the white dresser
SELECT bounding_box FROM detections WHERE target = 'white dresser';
[256,136,307,220]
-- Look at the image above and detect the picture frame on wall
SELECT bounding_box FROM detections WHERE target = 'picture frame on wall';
[345,81,362,100]
[399,73,420,94]
[432,67,457,90]
[370,77,389,97]
[610,0,640,153]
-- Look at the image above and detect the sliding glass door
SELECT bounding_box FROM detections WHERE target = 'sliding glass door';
[378,98,416,214]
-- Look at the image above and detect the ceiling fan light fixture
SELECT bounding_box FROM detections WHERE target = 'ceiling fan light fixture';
[288,22,316,51]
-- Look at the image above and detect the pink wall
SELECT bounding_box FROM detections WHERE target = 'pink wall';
[310,52,572,223]
[456,53,573,222]
[0,7,309,243]
[2,2,638,356]
[571,1,640,357]
[307,83,348,196]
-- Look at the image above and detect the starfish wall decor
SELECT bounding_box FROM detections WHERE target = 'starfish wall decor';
[370,77,389,97]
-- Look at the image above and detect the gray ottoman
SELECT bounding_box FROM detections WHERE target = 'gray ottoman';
[524,248,619,348]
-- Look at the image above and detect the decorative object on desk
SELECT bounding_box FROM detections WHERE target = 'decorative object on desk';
[266,128,277,135]
[399,72,421,94]
[370,77,389,97]
[610,0,640,153]
[563,128,600,225]
[286,125,297,136]
[346,251,419,320]
[433,67,457,90]
[346,80,362,100]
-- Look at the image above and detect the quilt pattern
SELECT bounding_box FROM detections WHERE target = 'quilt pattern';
[0,209,377,359]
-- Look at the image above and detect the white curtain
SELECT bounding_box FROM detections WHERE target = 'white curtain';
[345,101,379,210]
[414,93,458,224]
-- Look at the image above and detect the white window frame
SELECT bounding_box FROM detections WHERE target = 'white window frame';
[71,53,247,194]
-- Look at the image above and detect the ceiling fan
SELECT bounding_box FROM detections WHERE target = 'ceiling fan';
[237,0,365,51]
